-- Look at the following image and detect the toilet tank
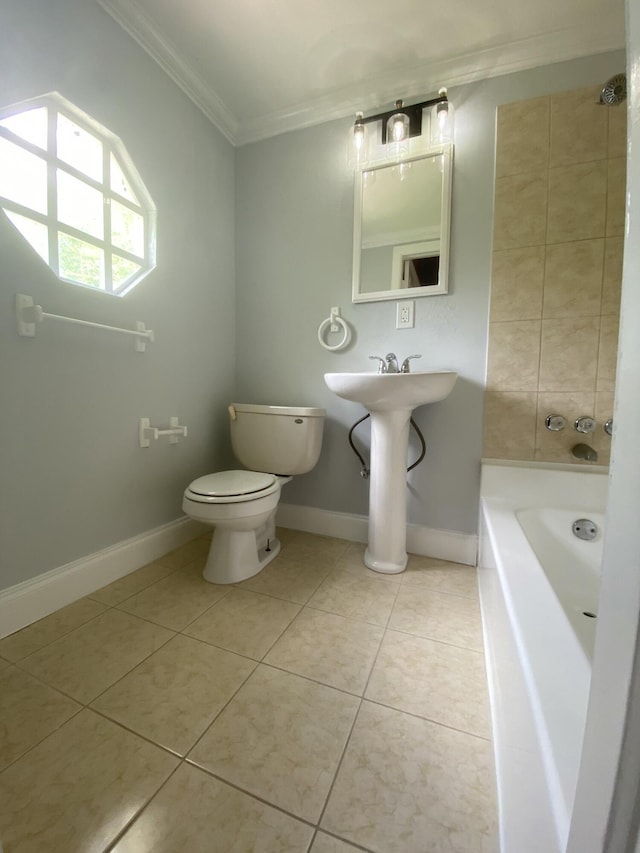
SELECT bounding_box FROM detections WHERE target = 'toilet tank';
[229,403,325,475]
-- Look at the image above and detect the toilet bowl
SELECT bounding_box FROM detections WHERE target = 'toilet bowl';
[182,404,325,584]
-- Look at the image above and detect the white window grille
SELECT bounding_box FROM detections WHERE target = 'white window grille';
[0,92,156,296]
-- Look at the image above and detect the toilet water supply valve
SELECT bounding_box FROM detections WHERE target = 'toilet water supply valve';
[348,414,426,479]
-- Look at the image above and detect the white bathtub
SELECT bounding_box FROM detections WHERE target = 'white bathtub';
[478,462,608,853]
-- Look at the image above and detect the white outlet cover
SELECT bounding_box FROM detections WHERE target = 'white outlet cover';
[396,300,415,329]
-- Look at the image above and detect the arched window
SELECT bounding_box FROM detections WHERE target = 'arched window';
[0,92,156,296]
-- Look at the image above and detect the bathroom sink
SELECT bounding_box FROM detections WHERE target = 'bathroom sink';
[324,368,458,576]
[324,370,457,412]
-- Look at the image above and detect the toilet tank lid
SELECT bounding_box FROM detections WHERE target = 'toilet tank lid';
[232,403,325,418]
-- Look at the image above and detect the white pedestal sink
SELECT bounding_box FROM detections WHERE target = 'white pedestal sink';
[324,371,458,573]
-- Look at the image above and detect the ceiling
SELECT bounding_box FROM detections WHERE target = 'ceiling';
[97,0,626,146]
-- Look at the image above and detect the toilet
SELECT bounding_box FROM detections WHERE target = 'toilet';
[182,403,325,584]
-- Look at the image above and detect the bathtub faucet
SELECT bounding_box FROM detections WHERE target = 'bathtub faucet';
[572,443,598,462]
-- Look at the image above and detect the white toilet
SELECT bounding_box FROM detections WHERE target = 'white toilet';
[182,403,325,584]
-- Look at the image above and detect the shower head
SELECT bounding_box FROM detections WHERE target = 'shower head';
[599,73,627,105]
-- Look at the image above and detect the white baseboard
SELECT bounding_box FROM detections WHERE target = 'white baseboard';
[0,517,204,639]
[277,503,478,566]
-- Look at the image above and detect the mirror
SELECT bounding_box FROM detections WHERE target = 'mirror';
[352,146,453,303]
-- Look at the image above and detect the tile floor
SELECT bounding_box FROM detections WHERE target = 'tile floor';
[0,529,497,852]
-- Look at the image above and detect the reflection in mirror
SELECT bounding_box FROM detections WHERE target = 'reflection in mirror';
[352,146,452,302]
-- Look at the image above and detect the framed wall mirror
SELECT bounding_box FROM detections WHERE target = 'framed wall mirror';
[352,145,453,303]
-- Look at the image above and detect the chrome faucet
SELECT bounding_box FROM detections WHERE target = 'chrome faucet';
[572,443,598,462]
[385,353,399,373]
[401,354,422,373]
[369,355,387,373]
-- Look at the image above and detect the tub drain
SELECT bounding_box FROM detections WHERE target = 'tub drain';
[572,518,598,541]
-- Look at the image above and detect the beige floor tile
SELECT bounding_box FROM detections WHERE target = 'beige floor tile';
[89,559,177,606]
[365,630,491,738]
[20,608,174,703]
[310,832,363,852]
[92,634,255,755]
[117,565,229,631]
[265,607,383,694]
[333,541,399,583]
[188,664,359,822]
[322,702,496,853]
[0,597,107,662]
[184,588,300,659]
[113,762,314,852]
[155,535,211,570]
[389,587,484,651]
[239,558,330,604]
[402,556,479,598]
[277,532,351,570]
[308,570,399,626]
[0,709,178,853]
[0,666,81,771]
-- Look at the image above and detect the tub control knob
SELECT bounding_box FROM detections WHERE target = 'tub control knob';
[545,414,567,431]
[575,416,596,434]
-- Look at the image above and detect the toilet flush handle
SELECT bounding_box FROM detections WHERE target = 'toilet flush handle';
[228,405,237,421]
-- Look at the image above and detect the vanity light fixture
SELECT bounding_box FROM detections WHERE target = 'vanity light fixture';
[351,88,451,163]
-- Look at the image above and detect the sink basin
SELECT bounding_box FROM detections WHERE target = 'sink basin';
[324,370,457,412]
[324,369,458,575]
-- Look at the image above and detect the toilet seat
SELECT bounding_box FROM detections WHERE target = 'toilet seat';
[185,470,279,504]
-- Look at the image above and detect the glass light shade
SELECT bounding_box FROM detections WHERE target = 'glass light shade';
[386,110,409,144]
[349,112,366,168]
[431,99,454,144]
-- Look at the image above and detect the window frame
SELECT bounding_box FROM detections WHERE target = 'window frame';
[0,92,156,296]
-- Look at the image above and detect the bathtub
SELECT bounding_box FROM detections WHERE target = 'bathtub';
[478,461,608,853]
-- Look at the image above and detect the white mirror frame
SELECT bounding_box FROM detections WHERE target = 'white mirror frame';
[352,143,453,303]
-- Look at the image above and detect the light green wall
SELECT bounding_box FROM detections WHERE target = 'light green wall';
[0,0,236,589]
[235,50,625,535]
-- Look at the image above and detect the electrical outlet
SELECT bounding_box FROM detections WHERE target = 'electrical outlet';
[396,300,415,329]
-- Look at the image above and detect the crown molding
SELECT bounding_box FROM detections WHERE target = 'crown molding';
[97,0,624,148]
[96,0,239,143]
[235,29,625,145]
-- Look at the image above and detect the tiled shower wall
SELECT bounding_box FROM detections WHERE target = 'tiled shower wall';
[484,85,626,465]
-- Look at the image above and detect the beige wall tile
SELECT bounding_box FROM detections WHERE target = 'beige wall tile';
[534,392,596,463]
[493,172,548,250]
[542,239,604,318]
[538,317,600,392]
[496,96,550,177]
[547,161,607,243]
[597,315,621,392]
[602,236,624,315]
[608,102,627,158]
[549,86,607,167]
[606,157,627,237]
[593,392,615,466]
[486,321,541,391]
[490,246,545,321]
[483,390,536,460]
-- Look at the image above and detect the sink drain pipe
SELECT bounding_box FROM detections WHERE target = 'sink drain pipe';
[348,414,426,479]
